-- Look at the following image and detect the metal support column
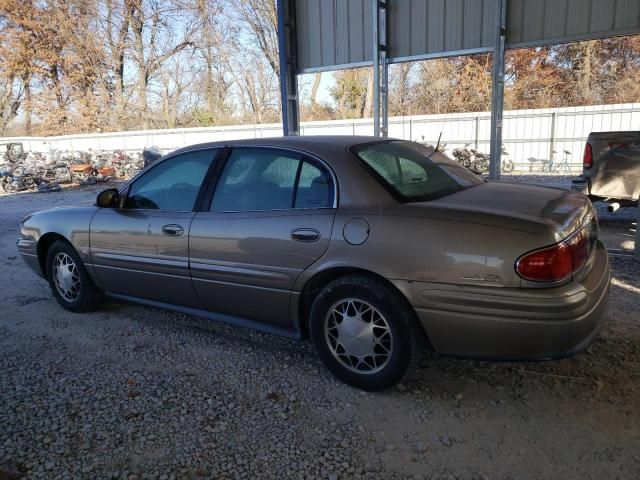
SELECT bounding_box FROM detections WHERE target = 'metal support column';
[489,0,507,179]
[372,0,379,137]
[549,111,557,160]
[635,202,640,260]
[277,0,299,136]
[372,0,388,137]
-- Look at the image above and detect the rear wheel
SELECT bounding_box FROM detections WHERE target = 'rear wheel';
[309,274,422,391]
[46,240,102,312]
[471,158,489,174]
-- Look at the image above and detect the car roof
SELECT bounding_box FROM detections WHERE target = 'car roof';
[170,135,398,157]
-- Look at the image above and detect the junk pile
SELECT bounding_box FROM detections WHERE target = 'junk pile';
[0,143,161,194]
[419,139,490,174]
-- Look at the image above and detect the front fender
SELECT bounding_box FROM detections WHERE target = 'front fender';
[18,206,99,279]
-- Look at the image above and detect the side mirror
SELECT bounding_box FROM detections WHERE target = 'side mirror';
[96,188,121,208]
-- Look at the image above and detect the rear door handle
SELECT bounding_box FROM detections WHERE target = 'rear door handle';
[290,228,320,242]
[162,224,184,236]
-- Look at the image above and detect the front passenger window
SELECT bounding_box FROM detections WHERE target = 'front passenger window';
[124,150,216,211]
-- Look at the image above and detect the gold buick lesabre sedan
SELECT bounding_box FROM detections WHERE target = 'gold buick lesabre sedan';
[17,136,610,390]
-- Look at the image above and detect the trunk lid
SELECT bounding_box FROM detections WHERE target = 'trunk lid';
[385,182,597,288]
[410,181,595,241]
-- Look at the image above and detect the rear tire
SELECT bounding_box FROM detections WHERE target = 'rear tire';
[309,274,423,391]
[46,240,102,312]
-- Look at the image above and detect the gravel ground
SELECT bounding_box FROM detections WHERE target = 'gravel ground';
[1,179,639,480]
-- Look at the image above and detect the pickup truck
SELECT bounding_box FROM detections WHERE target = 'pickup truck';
[572,131,640,209]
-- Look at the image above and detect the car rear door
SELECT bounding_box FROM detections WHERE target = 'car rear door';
[189,147,337,334]
[89,148,220,307]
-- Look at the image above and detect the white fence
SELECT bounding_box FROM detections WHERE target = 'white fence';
[3,103,639,172]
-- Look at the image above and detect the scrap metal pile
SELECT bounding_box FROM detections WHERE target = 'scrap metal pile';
[0,143,162,194]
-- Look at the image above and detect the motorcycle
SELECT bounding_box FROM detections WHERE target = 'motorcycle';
[451,144,475,170]
[501,145,514,173]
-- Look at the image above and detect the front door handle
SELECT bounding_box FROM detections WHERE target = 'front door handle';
[291,228,320,242]
[162,224,184,236]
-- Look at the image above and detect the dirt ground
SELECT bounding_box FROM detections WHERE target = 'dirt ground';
[1,182,639,480]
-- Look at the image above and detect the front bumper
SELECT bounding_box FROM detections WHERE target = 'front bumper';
[17,238,44,278]
[395,241,610,360]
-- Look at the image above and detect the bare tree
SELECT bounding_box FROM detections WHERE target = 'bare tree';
[99,0,131,129]
[127,0,194,129]
[229,0,279,78]
[155,53,200,128]
[190,0,235,125]
[389,63,413,116]
[0,78,22,135]
[1,0,639,137]
[234,53,279,124]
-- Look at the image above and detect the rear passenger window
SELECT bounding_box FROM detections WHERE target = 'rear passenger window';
[210,149,299,212]
[295,162,333,208]
[210,149,335,212]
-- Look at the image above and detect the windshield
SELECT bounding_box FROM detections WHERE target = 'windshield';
[351,140,483,202]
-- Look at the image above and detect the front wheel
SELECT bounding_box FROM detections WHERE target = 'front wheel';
[309,275,423,391]
[46,240,102,312]
[471,158,489,174]
[502,159,514,173]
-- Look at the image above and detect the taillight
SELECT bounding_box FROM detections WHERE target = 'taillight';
[583,143,593,169]
[566,228,589,272]
[516,228,590,282]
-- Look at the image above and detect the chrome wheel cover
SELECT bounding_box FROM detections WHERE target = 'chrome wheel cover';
[53,252,81,302]
[324,298,393,374]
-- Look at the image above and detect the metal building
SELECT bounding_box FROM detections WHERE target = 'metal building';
[278,0,640,178]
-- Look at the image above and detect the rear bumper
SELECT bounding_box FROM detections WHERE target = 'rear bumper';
[396,241,610,360]
[571,176,589,195]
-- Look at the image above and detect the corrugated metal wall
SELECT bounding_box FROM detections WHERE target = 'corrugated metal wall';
[508,0,640,47]
[296,0,373,72]
[294,0,640,72]
[390,0,496,61]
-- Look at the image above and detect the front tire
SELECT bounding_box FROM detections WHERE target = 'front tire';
[46,240,102,312]
[309,275,422,391]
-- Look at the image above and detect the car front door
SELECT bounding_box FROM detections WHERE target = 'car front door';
[189,147,337,335]
[90,148,219,307]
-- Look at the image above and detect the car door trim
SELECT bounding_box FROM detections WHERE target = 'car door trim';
[190,260,294,283]
[91,263,190,280]
[92,252,189,269]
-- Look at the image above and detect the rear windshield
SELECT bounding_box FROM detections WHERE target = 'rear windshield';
[351,140,483,202]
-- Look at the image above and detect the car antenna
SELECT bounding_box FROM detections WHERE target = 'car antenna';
[427,132,442,159]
